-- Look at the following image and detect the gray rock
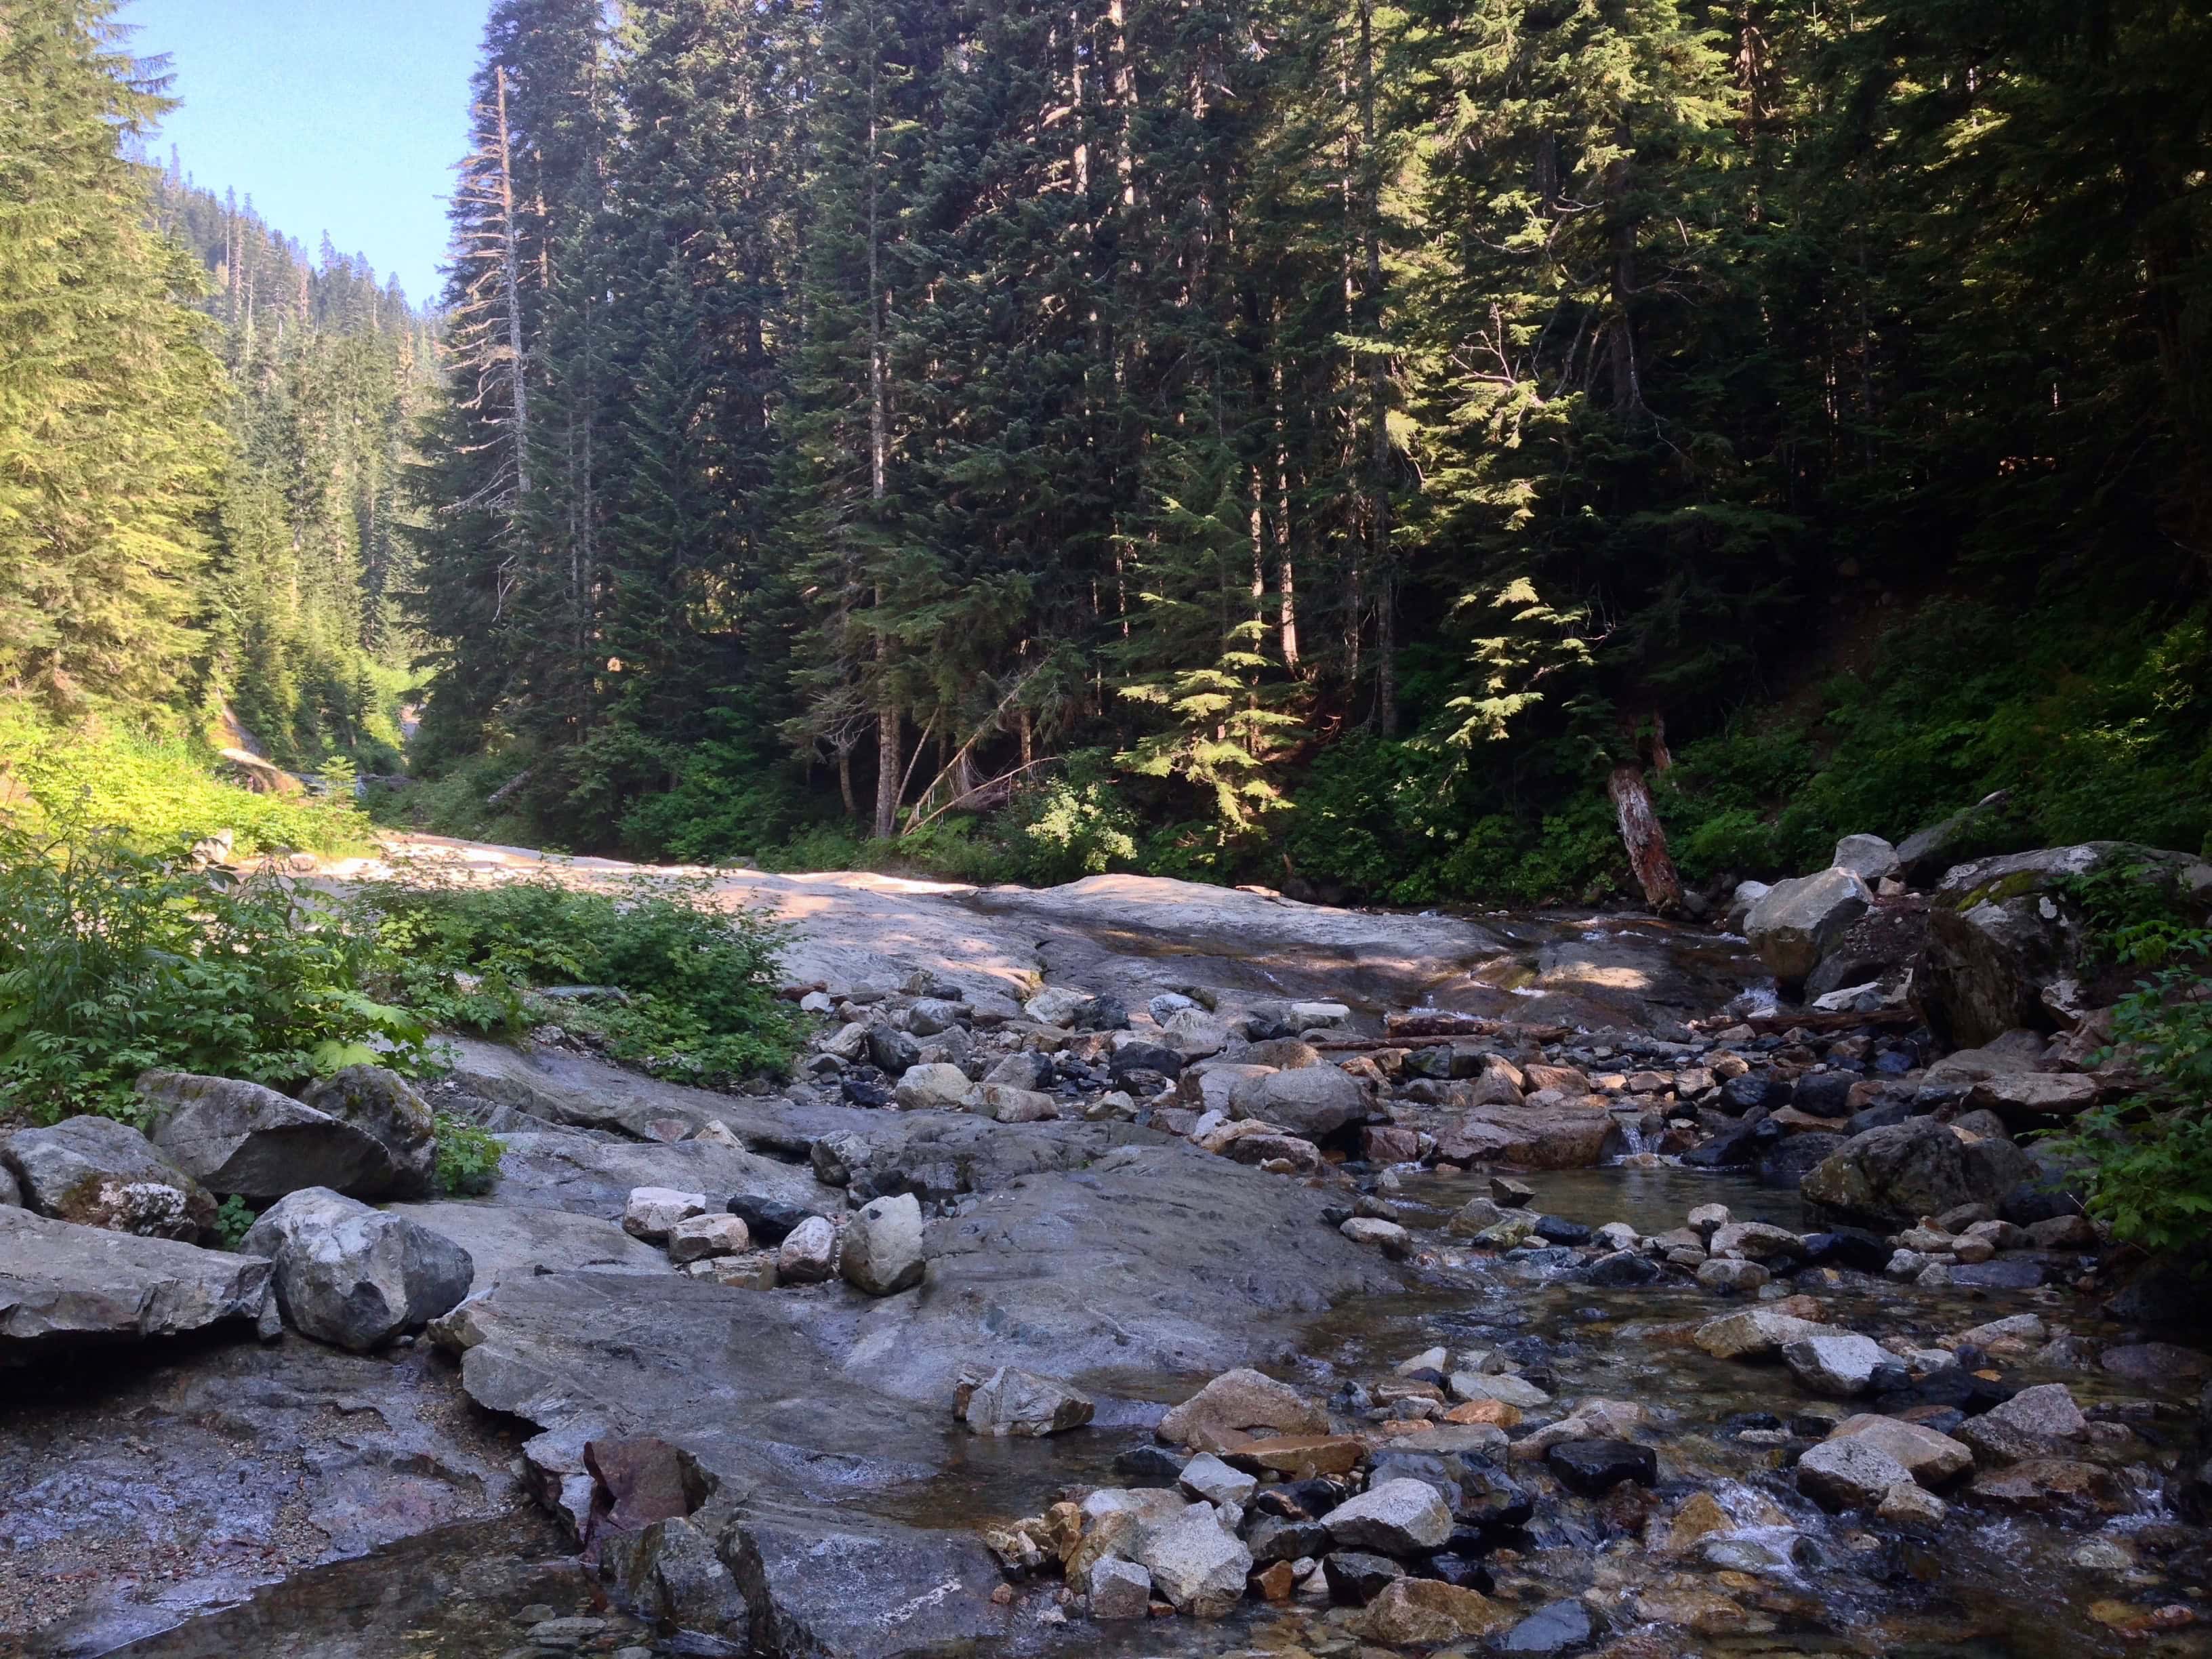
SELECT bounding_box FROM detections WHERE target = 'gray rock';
[139,1070,413,1200]
[776,1215,837,1284]
[1088,1557,1152,1619]
[623,1187,709,1244]
[1826,1414,1973,1484]
[1322,1477,1454,1556]
[1227,1065,1366,1138]
[893,1063,971,1112]
[1802,1118,2034,1231]
[1894,791,2019,886]
[867,1025,926,1075]
[958,1367,1094,1437]
[1920,843,2212,1048]
[0,1206,271,1351]
[840,1193,926,1296]
[243,1187,474,1351]
[384,1201,674,1294]
[1177,1452,1257,1507]
[1782,1332,1893,1397]
[1158,1366,1329,1448]
[1833,834,1902,883]
[0,1163,18,1208]
[3,1115,217,1240]
[297,1066,441,1199]
[597,1515,749,1641]
[906,998,964,1038]
[1134,1504,1252,1618]
[1797,1435,1915,1510]
[1745,867,1874,983]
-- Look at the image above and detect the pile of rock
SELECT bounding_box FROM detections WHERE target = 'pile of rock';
[0,1065,481,1358]
[619,1184,919,1296]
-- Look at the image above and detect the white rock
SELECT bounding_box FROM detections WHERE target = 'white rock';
[622,1187,710,1244]
[1340,1216,1411,1255]
[1782,1332,1893,1397]
[1023,987,1091,1027]
[1323,1478,1454,1555]
[894,1063,972,1111]
[667,1213,750,1263]
[1136,1504,1252,1618]
[839,1193,926,1296]
[776,1215,837,1284]
[1179,1452,1256,1507]
[1797,1437,1914,1510]
[1693,1309,1829,1361]
[1877,1480,1946,1529]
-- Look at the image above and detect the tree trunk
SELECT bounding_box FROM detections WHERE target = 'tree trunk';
[1608,762,1685,914]
[874,699,901,840]
[494,66,531,504]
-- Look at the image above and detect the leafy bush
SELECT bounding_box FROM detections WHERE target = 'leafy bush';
[433,1113,504,1196]
[213,1195,257,1249]
[356,872,803,1088]
[0,701,373,855]
[2041,926,2212,1257]
[0,817,428,1124]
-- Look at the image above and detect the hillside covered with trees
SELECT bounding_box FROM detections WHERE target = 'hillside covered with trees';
[3,0,2207,905]
[0,0,430,840]
[396,0,2211,902]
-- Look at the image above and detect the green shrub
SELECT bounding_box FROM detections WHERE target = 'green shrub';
[0,701,373,855]
[213,1195,258,1249]
[2040,925,2212,1257]
[433,1113,504,1196]
[0,816,429,1124]
[355,872,803,1088]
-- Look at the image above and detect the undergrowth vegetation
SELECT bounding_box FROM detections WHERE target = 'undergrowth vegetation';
[360,872,802,1089]
[2041,872,2212,1259]
[380,598,2212,911]
[0,817,428,1123]
[0,817,802,1130]
[1,702,373,856]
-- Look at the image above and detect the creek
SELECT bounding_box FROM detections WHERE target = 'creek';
[3,858,2205,1659]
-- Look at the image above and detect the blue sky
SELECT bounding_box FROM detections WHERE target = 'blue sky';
[121,0,492,306]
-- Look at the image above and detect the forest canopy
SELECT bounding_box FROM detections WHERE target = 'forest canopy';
[2,0,2207,903]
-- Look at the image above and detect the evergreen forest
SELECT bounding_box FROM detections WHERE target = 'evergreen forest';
[5,0,2211,905]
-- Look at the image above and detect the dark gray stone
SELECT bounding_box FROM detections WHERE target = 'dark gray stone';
[140,1071,413,1201]
[298,1066,441,1199]
[244,1187,474,1352]
[3,1116,216,1240]
[0,1206,270,1352]
[1498,1600,1596,1654]
[1545,1441,1657,1496]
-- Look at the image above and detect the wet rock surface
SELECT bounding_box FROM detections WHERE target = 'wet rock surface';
[5,846,2212,1658]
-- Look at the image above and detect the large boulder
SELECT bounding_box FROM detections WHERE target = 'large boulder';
[1227,1066,1366,1139]
[1801,1118,2036,1231]
[1803,901,1929,1001]
[1434,1101,1617,1170]
[1893,792,2020,887]
[3,1115,217,1240]
[1832,835,1902,884]
[1919,843,2212,1048]
[242,1187,474,1352]
[1745,867,1874,984]
[138,1071,417,1201]
[296,1067,441,1197]
[0,1206,271,1353]
[840,1192,926,1296]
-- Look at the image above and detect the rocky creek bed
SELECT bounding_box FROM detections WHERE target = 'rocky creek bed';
[3,835,2210,1659]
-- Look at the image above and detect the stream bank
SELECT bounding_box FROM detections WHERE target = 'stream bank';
[2,842,2207,1659]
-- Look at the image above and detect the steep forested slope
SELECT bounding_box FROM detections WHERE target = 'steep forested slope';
[395,0,2211,898]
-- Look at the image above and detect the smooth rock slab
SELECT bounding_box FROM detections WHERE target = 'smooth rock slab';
[0,1206,272,1351]
[384,1201,674,1294]
[243,1187,473,1352]
[3,1115,216,1240]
